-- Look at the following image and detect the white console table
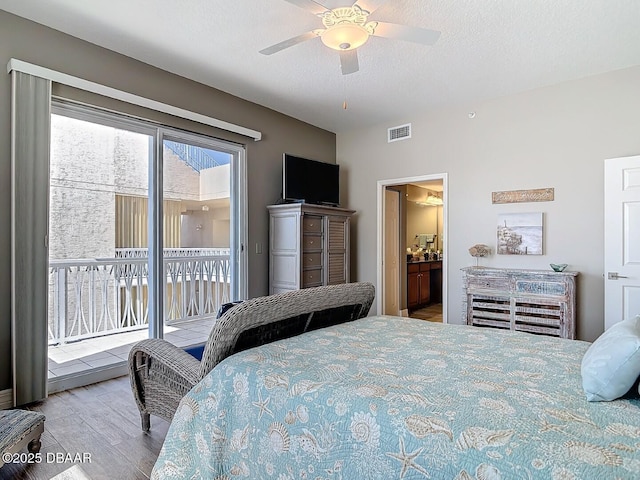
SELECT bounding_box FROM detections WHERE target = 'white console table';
[462,267,578,339]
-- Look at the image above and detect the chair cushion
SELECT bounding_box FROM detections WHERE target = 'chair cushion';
[0,409,45,452]
[581,315,640,401]
[184,344,205,360]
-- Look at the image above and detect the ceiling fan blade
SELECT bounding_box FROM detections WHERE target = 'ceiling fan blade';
[352,0,388,15]
[283,0,329,15]
[340,49,359,75]
[373,22,441,45]
[259,31,319,55]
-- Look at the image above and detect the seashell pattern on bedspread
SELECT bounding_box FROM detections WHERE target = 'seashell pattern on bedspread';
[152,316,640,479]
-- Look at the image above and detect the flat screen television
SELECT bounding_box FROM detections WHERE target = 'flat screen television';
[282,154,340,206]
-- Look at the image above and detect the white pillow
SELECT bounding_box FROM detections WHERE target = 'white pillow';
[581,315,640,402]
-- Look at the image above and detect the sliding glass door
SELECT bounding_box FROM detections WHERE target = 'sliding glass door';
[47,102,246,388]
[157,132,246,349]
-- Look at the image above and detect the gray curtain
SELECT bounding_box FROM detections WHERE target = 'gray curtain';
[11,71,51,406]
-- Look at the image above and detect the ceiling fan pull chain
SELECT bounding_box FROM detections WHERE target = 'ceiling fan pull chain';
[343,75,348,110]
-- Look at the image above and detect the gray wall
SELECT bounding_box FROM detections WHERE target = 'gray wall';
[338,65,640,342]
[0,10,335,392]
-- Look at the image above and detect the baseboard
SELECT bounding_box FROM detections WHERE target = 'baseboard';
[0,388,14,409]
[1,363,130,406]
[400,309,409,317]
[48,362,128,395]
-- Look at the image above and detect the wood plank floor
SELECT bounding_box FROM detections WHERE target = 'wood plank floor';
[1,376,169,480]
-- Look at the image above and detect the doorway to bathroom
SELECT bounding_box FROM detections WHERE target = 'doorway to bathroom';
[377,174,447,323]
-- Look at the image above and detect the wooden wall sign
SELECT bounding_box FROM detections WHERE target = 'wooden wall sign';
[492,188,554,204]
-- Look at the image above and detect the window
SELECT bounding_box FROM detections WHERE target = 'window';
[47,101,247,389]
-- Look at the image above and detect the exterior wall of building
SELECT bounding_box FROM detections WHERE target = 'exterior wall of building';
[163,148,201,202]
[50,114,220,260]
[50,115,117,259]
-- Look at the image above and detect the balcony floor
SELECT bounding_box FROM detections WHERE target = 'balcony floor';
[48,317,215,378]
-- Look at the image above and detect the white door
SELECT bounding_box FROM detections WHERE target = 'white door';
[384,189,400,315]
[604,155,640,329]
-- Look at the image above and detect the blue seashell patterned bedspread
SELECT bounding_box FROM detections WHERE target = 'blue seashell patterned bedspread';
[152,316,640,479]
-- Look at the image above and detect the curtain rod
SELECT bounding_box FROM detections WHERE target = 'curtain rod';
[7,58,262,141]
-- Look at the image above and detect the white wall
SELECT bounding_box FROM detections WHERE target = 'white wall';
[338,66,640,342]
[200,164,231,200]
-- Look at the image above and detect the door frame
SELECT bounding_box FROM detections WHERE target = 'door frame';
[376,173,448,322]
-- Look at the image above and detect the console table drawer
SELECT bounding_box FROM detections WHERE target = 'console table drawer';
[515,280,566,296]
[466,276,510,291]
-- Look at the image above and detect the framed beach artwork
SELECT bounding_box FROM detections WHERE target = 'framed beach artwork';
[497,212,543,255]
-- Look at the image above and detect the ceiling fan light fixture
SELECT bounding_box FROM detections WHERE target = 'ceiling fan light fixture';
[320,23,369,51]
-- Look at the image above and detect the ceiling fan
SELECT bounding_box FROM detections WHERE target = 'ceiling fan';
[259,0,441,75]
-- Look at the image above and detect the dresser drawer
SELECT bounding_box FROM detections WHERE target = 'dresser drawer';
[303,215,323,233]
[303,235,322,251]
[303,253,322,269]
[302,269,323,287]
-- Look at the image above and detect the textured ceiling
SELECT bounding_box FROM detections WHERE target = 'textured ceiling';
[1,0,640,133]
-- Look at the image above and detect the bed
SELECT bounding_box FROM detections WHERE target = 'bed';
[151,315,640,479]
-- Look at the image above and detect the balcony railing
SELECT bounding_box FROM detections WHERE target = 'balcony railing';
[48,248,231,345]
[115,247,229,258]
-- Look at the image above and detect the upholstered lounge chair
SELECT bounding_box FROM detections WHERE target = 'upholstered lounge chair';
[128,282,375,431]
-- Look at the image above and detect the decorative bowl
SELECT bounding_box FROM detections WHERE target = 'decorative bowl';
[550,263,568,272]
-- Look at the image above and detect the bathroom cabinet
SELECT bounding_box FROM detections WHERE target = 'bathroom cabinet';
[408,260,442,310]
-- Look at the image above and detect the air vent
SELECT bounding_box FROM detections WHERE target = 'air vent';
[388,123,412,143]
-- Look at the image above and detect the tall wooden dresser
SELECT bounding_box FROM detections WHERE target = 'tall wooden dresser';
[462,267,578,339]
[268,203,355,294]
